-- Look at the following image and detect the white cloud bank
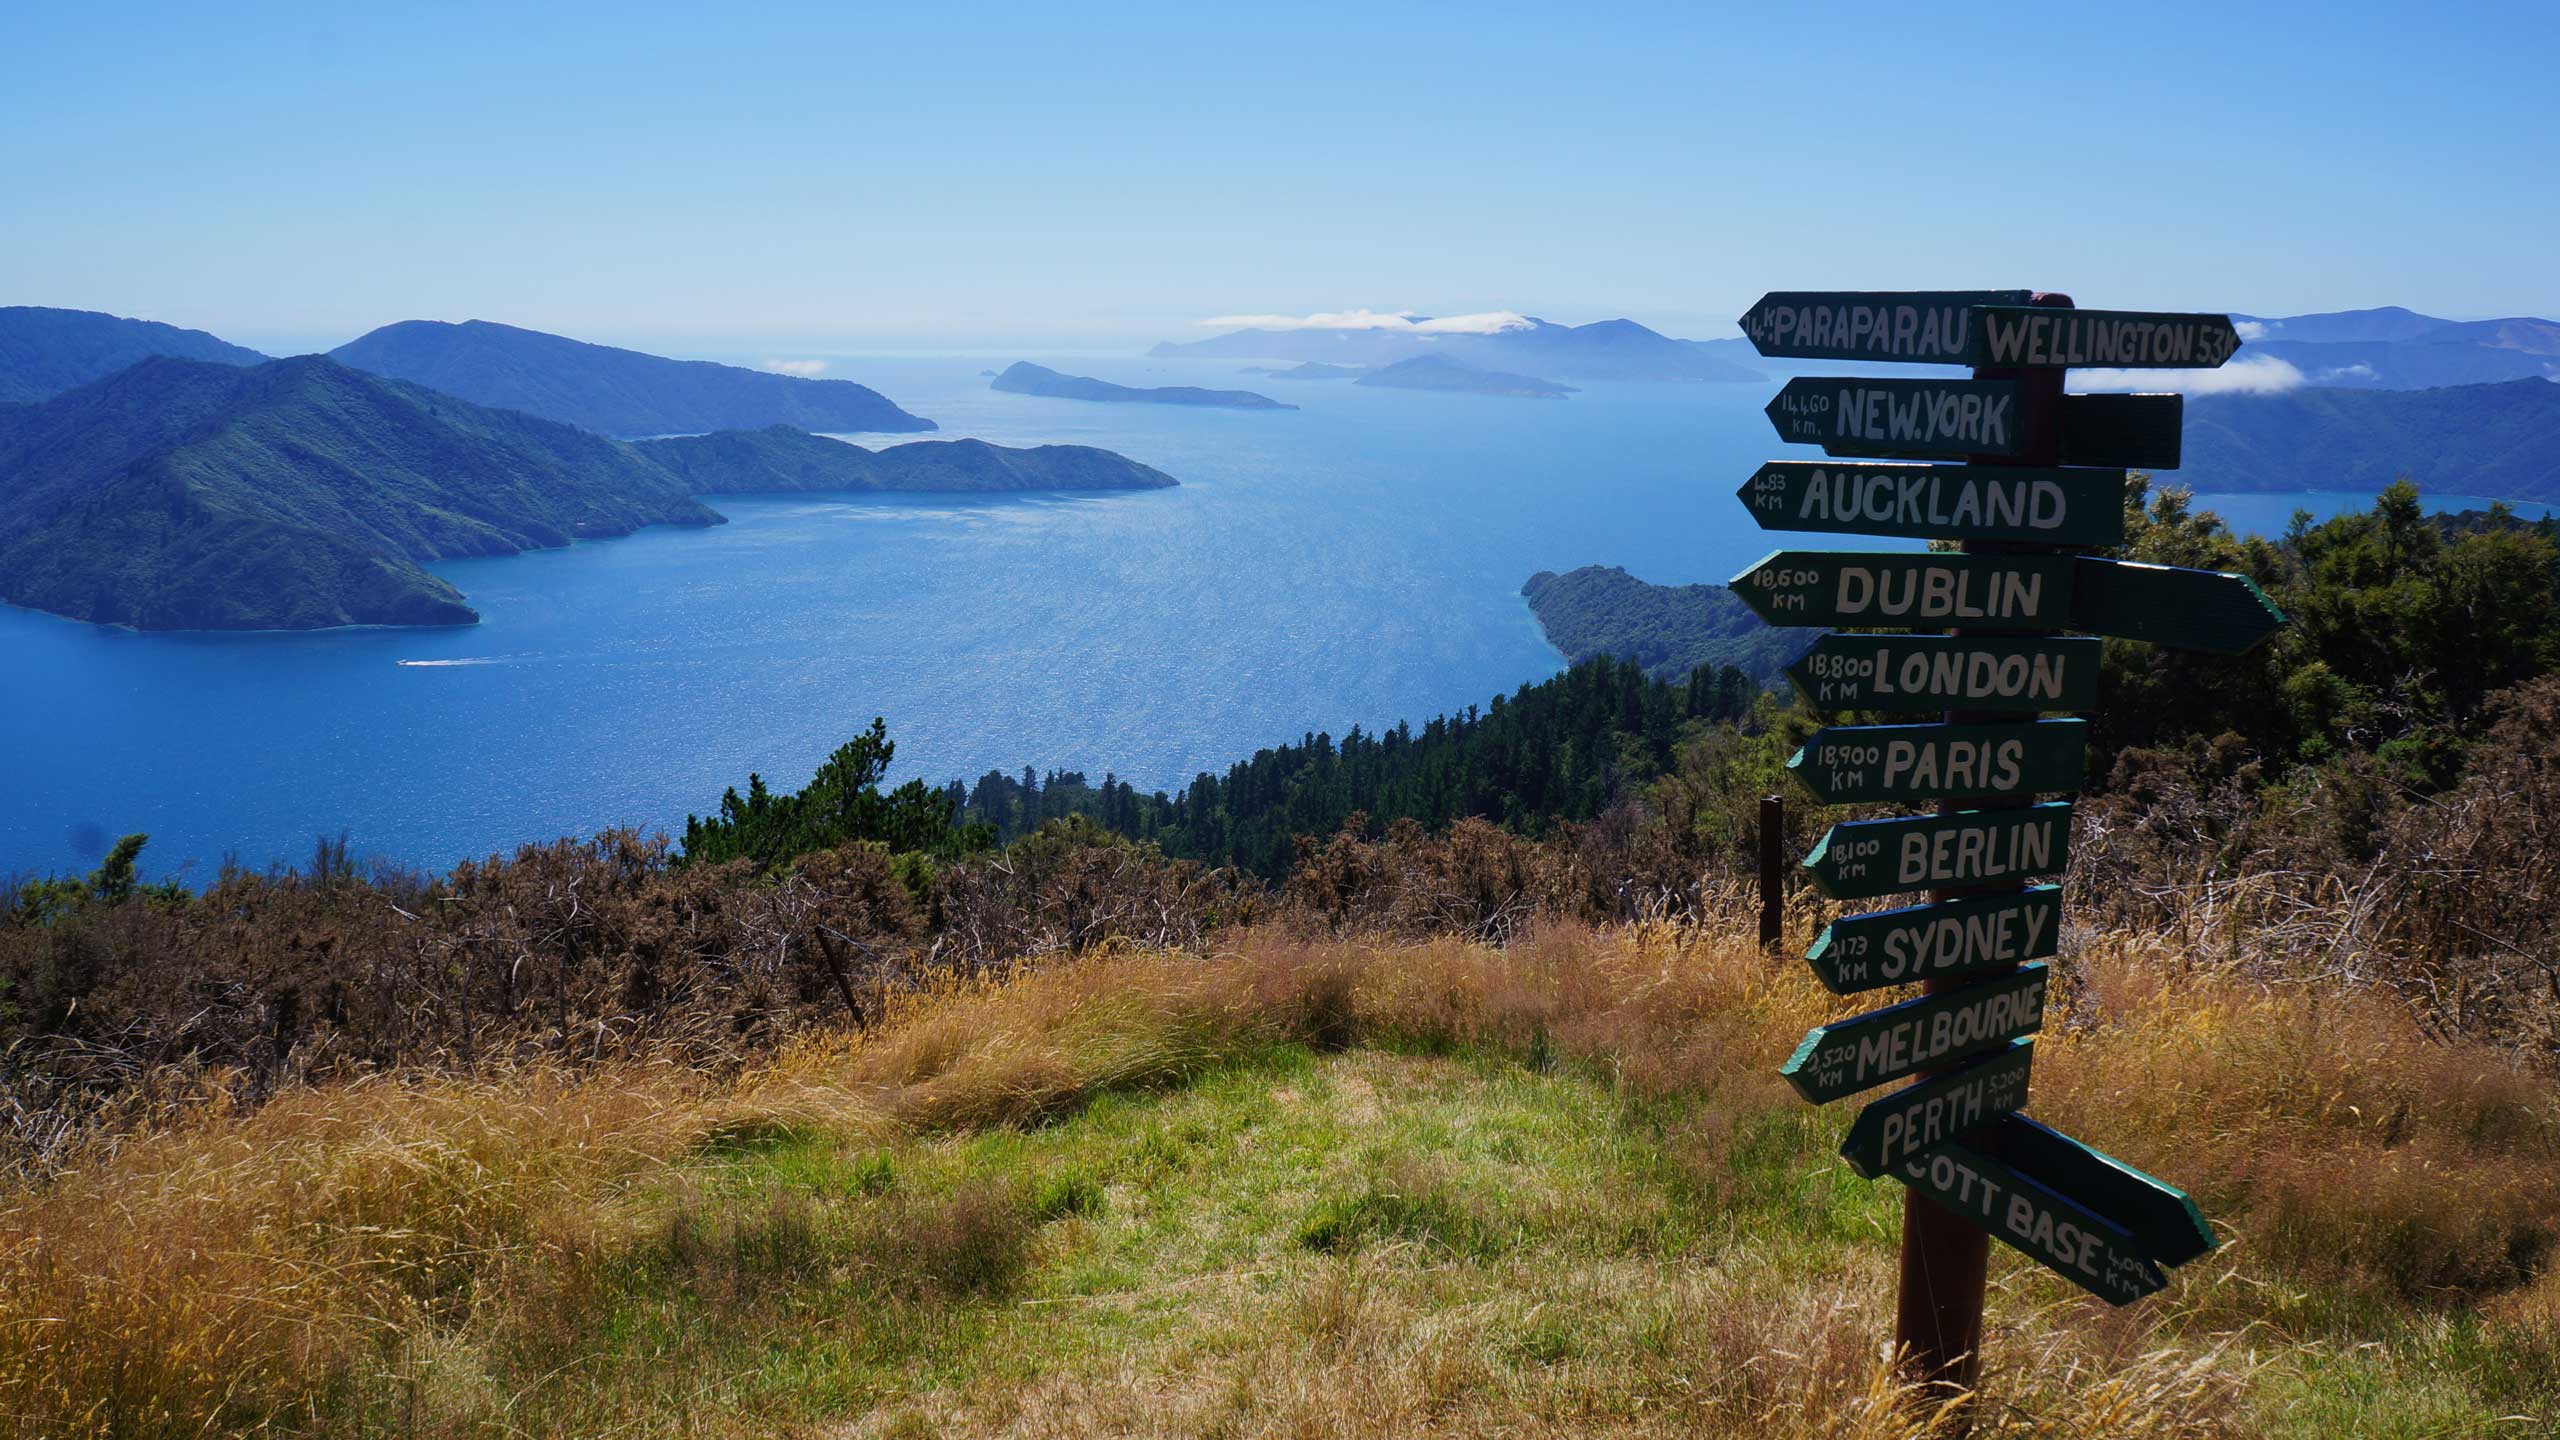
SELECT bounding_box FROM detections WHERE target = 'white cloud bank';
[761,358,830,377]
[1197,308,1533,336]
[2232,319,2269,342]
[2073,353,2305,396]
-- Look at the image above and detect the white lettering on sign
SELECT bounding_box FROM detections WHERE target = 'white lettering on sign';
[1831,385,2012,451]
[1872,1057,2029,1172]
[1790,466,2070,533]
[1831,969,2047,1089]
[1878,898,2054,981]
[1981,310,2241,369]
[1804,644,2071,704]
[1831,566,2047,624]
[1896,816,2056,885]
[1746,301,1977,358]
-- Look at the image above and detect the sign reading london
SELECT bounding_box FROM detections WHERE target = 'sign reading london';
[1731,552,2071,629]
[1766,377,2022,458]
[1739,462,2125,547]
[1788,635,2100,713]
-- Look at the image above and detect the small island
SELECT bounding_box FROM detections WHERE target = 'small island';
[640,426,1177,494]
[1356,354,1577,399]
[990,361,1295,410]
[1241,361,1364,380]
[1523,565,1798,684]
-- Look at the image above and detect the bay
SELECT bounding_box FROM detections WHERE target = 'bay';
[0,355,2545,880]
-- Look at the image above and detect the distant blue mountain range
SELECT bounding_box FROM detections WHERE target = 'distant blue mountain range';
[1152,316,1764,383]
[2229,306,2560,388]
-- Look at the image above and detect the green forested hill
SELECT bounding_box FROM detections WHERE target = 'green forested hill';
[2183,379,2560,502]
[640,426,1178,492]
[1521,564,1799,683]
[0,306,266,403]
[331,319,936,437]
[0,356,720,629]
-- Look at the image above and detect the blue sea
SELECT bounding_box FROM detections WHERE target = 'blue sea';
[2,355,2545,881]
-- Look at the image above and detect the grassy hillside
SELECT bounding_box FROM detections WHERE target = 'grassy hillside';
[3,924,2550,1437]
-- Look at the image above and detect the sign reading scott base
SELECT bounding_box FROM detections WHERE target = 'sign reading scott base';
[1789,635,2100,713]
[1895,1137,2168,1306]
[1995,1115,2217,1267]
[1841,1039,2034,1179]
[1805,885,2060,994]
[1789,720,2086,805]
[1802,803,2073,901]
[1780,963,2049,1104]
[1767,377,2022,459]
[1732,551,2072,630]
[1738,462,2126,547]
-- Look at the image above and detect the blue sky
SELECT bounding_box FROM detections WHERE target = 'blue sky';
[7,2,2556,353]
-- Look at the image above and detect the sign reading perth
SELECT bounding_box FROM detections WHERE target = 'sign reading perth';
[1737,285,2283,1352]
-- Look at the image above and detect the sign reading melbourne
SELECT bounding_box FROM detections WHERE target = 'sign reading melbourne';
[1731,552,2072,630]
[1780,963,2049,1104]
[1788,720,2087,805]
[1767,378,2023,458]
[1789,635,2100,713]
[1738,462,2126,547]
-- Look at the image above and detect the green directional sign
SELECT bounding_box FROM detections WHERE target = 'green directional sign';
[1789,720,2086,806]
[1894,1136,2168,1306]
[1806,885,2061,994]
[1738,462,2126,547]
[1738,290,2032,363]
[1977,307,2243,370]
[1768,377,2023,459]
[2072,557,2289,655]
[1789,635,2100,713]
[1841,1039,2033,1180]
[1995,1115,2217,1267]
[2058,392,2182,469]
[1731,551,2072,630]
[1803,803,2073,901]
[1780,963,2048,1104]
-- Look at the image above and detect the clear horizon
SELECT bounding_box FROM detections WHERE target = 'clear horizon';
[8,3,2559,354]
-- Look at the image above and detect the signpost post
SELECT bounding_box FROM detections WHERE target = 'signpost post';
[1735,286,2281,1414]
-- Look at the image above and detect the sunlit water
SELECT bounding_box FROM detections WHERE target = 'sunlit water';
[3,355,2545,880]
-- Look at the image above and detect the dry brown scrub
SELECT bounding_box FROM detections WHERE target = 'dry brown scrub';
[3,914,2553,1436]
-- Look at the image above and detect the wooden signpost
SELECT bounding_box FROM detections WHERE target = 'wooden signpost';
[1735,286,2285,1404]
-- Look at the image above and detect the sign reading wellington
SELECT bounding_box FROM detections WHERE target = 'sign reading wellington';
[1767,377,2022,458]
[1739,462,2126,547]
[1976,307,2243,370]
[1737,291,2244,372]
[1731,552,2072,629]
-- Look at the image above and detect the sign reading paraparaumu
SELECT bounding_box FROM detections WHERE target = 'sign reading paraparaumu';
[1737,285,2284,1336]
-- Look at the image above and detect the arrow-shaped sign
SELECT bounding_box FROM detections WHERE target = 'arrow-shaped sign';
[2071,558,2289,655]
[1806,885,2061,994]
[1789,720,2086,805]
[1738,462,2127,547]
[1731,551,2073,630]
[1841,1039,2033,1179]
[1814,392,2183,470]
[1768,377,2023,459]
[1994,1115,2217,1267]
[1803,804,2073,901]
[1788,635,2101,714]
[1894,1134,2169,1306]
[1976,307,2243,370]
[1780,963,2048,1104]
[1738,290,2033,363]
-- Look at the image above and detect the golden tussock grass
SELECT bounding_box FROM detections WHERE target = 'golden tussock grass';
[1,918,2552,1437]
